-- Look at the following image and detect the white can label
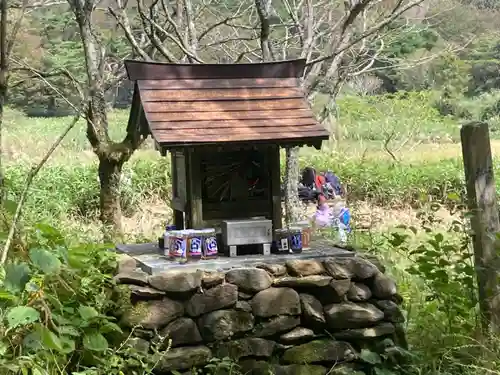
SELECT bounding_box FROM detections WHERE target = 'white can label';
[280,238,289,250]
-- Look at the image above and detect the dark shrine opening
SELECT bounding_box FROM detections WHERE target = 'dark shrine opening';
[202,149,268,203]
[201,148,272,221]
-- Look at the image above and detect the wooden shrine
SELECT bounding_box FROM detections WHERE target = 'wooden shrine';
[124,59,329,231]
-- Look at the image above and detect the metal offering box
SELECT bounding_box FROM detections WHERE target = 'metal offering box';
[221,218,273,247]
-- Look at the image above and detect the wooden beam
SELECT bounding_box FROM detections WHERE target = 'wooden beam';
[461,121,500,333]
[186,150,203,229]
[269,145,282,230]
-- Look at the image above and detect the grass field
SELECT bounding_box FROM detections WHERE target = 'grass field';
[3,92,500,374]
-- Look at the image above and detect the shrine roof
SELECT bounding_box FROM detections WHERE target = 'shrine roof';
[125,59,329,149]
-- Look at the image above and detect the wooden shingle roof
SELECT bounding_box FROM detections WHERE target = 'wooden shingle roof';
[125,59,329,149]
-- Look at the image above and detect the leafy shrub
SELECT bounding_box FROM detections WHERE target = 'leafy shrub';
[352,197,500,375]
[335,91,459,143]
[0,224,164,374]
[5,158,171,224]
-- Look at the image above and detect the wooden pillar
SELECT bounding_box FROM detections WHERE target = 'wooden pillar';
[269,146,282,230]
[461,121,500,333]
[170,152,185,229]
[186,149,203,229]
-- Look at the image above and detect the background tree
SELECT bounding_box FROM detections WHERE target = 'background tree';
[66,0,141,241]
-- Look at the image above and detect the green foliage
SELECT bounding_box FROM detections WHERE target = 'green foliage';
[333,91,459,142]
[432,54,471,99]
[386,209,477,332]
[8,8,132,115]
[352,198,500,375]
[5,158,170,233]
[0,224,162,374]
[9,11,85,115]
[382,25,438,59]
[4,149,470,239]
[176,357,242,375]
[371,23,439,92]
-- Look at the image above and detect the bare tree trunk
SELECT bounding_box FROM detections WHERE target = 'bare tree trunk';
[255,0,301,226]
[284,147,301,225]
[0,0,8,200]
[98,156,124,241]
[69,0,142,241]
[255,0,273,61]
[0,0,28,202]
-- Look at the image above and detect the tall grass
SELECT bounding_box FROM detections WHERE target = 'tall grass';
[4,153,468,227]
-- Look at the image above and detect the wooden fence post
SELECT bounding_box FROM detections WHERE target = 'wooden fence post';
[461,121,500,333]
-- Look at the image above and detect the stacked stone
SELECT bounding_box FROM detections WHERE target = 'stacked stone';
[114,255,406,375]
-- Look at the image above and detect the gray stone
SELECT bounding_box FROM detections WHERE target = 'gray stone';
[239,360,272,375]
[333,322,395,340]
[235,300,252,312]
[394,323,409,349]
[159,317,202,347]
[282,340,356,364]
[126,337,149,353]
[273,364,329,375]
[133,329,154,340]
[330,279,352,298]
[374,300,405,323]
[392,293,404,305]
[253,315,300,337]
[116,254,138,274]
[128,285,165,299]
[323,258,354,279]
[324,257,379,280]
[256,263,287,276]
[186,283,238,317]
[280,327,315,344]
[350,257,379,279]
[252,287,301,317]
[198,309,254,341]
[324,302,384,329]
[286,259,326,276]
[201,271,225,288]
[226,268,272,292]
[121,298,184,329]
[300,294,326,326]
[156,345,211,372]
[215,337,276,359]
[239,362,329,375]
[148,270,203,293]
[273,276,332,288]
[371,273,397,299]
[114,270,148,286]
[347,283,372,302]
[329,364,366,375]
[363,255,386,273]
[239,291,254,300]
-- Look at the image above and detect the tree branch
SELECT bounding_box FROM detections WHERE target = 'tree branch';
[306,0,425,67]
[254,0,273,61]
[0,58,84,264]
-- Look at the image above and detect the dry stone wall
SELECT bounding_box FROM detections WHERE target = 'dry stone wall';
[114,255,407,375]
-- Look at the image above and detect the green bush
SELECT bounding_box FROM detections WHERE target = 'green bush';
[356,201,500,375]
[5,158,171,225]
[4,153,469,228]
[0,224,163,374]
[335,91,459,142]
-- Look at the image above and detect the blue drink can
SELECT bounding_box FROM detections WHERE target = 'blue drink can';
[169,231,187,259]
[188,230,203,260]
[289,227,303,254]
[201,229,218,258]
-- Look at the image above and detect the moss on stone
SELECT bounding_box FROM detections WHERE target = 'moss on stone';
[282,339,355,364]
